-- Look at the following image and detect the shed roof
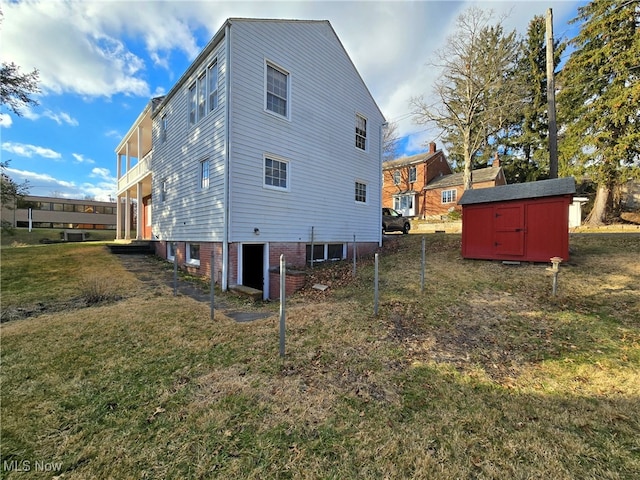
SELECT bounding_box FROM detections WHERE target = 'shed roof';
[424,167,502,190]
[458,177,576,205]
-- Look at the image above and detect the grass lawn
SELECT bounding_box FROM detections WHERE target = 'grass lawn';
[1,233,639,479]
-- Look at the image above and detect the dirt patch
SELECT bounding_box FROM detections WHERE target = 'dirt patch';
[385,292,554,383]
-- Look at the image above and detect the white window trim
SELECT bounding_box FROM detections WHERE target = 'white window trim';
[355,113,367,152]
[167,242,176,262]
[200,158,210,190]
[208,60,219,113]
[409,166,417,183]
[264,60,291,120]
[441,189,457,204]
[355,180,368,204]
[393,170,401,185]
[263,154,290,192]
[186,243,201,266]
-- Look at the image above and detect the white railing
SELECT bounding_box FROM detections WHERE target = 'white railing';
[117,151,152,193]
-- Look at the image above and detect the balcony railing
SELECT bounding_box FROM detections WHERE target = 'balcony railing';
[117,151,152,194]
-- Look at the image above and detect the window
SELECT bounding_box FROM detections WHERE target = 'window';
[187,243,200,266]
[208,61,219,112]
[355,181,367,203]
[409,166,417,183]
[266,63,288,117]
[160,115,168,143]
[264,156,288,190]
[161,179,167,201]
[197,72,206,120]
[200,159,210,189]
[393,170,401,185]
[167,242,176,261]
[306,243,345,264]
[442,189,457,204]
[356,114,367,150]
[188,83,197,126]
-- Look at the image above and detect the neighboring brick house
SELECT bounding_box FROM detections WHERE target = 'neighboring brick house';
[425,159,507,218]
[382,142,451,218]
[114,18,385,300]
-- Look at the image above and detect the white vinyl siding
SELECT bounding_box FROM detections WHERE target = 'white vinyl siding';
[152,37,227,242]
[228,20,384,243]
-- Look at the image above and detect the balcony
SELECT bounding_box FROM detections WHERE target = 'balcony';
[117,151,152,195]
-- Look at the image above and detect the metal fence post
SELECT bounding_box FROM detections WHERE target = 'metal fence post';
[352,234,357,276]
[421,236,426,293]
[214,248,216,320]
[279,254,286,358]
[374,253,379,316]
[173,242,178,296]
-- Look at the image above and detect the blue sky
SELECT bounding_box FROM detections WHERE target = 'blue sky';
[1,0,584,201]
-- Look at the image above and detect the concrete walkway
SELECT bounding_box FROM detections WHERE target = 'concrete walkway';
[116,254,272,323]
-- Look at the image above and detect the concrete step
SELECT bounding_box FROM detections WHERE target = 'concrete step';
[229,284,263,301]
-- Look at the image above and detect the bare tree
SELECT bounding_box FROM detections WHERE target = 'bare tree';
[411,7,524,190]
[383,122,400,162]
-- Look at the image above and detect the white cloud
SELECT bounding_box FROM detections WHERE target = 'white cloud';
[1,142,62,159]
[72,153,95,165]
[90,167,115,182]
[0,114,12,128]
[43,111,79,126]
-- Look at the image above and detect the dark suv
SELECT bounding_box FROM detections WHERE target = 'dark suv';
[382,208,411,234]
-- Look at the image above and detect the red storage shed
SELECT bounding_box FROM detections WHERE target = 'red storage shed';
[459,177,575,262]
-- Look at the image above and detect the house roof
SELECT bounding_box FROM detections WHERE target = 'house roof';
[458,177,576,205]
[383,150,442,170]
[424,167,503,190]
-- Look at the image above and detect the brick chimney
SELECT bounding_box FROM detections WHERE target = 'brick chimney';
[429,142,436,154]
[493,152,500,168]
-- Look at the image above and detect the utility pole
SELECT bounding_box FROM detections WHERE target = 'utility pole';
[546,8,558,179]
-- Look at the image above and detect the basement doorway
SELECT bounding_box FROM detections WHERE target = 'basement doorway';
[242,244,264,292]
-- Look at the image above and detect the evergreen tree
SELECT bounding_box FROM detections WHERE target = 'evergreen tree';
[503,15,565,184]
[558,0,640,224]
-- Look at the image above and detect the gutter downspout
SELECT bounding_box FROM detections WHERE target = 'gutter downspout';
[222,22,231,292]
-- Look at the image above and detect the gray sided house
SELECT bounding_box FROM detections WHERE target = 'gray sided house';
[115,18,386,299]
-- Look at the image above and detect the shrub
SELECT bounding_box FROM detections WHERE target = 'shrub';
[80,274,121,305]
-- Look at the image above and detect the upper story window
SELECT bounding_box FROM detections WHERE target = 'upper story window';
[161,179,167,201]
[200,159,210,190]
[393,170,401,185]
[188,84,197,126]
[160,115,168,143]
[356,114,367,150]
[355,181,367,203]
[409,166,417,183]
[264,156,289,191]
[266,63,289,118]
[442,189,457,204]
[187,57,220,127]
[208,61,219,112]
[197,72,207,120]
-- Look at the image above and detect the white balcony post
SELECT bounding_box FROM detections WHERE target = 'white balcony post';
[117,153,122,180]
[136,181,143,240]
[124,190,131,240]
[116,195,122,240]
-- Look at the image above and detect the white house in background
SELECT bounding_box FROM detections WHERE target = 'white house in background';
[115,18,385,299]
